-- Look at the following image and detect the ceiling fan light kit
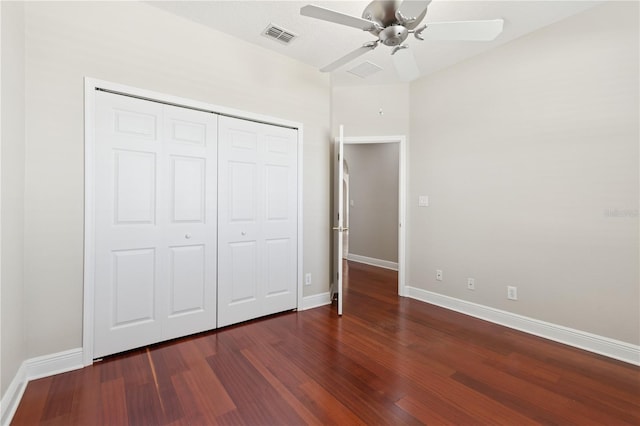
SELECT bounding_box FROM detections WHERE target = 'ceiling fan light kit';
[300,0,504,82]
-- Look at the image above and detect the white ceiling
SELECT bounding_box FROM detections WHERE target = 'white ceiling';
[149,0,601,86]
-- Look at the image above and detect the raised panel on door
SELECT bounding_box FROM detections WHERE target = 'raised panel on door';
[168,245,205,315]
[217,240,260,327]
[162,105,217,340]
[112,248,156,326]
[218,116,297,327]
[265,165,289,221]
[265,238,294,302]
[94,91,164,358]
[113,109,157,140]
[94,248,162,357]
[170,156,205,223]
[114,150,157,224]
[166,116,207,146]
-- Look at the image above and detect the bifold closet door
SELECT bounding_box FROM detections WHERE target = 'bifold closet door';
[217,116,298,327]
[94,91,217,358]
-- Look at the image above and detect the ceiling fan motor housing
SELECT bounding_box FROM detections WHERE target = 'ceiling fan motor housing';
[379,25,409,46]
[362,0,428,32]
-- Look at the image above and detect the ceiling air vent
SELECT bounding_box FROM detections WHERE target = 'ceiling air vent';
[262,24,298,45]
[347,61,383,78]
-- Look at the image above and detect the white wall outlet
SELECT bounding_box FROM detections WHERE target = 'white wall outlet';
[436,269,443,281]
[507,286,518,300]
[305,273,312,286]
[418,195,429,207]
[467,278,475,290]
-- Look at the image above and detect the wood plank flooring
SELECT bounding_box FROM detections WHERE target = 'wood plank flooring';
[12,261,640,425]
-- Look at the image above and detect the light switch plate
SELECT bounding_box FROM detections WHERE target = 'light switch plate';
[418,195,429,207]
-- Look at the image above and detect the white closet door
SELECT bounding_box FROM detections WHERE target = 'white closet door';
[162,104,217,341]
[217,116,298,327]
[94,92,217,358]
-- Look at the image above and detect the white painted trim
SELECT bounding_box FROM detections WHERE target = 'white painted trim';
[25,348,84,381]
[347,253,398,271]
[397,136,407,297]
[339,135,407,296]
[405,286,640,366]
[296,127,304,314]
[83,77,304,364]
[83,78,96,366]
[1,348,84,426]
[0,364,26,426]
[301,291,332,310]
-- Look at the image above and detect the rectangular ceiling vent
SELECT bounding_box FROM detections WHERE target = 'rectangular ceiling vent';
[262,24,298,45]
[347,61,383,78]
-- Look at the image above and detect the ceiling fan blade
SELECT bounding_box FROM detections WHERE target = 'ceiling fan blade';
[397,0,432,20]
[392,47,420,82]
[301,5,378,31]
[421,19,504,41]
[320,43,378,72]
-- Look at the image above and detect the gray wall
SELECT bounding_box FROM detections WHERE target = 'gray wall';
[408,1,639,344]
[344,143,399,263]
[1,1,26,398]
[17,1,330,360]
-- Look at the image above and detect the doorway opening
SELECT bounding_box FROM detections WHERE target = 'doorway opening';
[338,135,406,299]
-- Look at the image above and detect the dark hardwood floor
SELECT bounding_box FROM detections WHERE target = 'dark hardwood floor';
[12,261,640,425]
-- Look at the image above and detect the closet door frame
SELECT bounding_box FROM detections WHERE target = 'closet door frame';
[83,77,304,366]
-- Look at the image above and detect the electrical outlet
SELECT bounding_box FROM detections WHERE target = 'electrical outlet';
[467,278,475,290]
[305,273,312,286]
[436,270,443,281]
[507,286,518,300]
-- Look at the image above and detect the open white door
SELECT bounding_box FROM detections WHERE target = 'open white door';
[332,126,346,315]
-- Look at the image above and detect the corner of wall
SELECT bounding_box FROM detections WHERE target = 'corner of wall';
[0,348,84,426]
[1,0,27,403]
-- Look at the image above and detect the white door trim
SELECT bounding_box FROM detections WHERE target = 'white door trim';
[337,135,407,298]
[83,77,304,366]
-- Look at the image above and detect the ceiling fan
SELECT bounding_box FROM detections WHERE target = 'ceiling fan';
[300,0,504,81]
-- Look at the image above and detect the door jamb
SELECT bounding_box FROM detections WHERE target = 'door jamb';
[338,135,407,297]
[83,77,304,366]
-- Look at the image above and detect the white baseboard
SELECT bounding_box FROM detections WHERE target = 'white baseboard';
[347,254,398,271]
[4,289,638,426]
[0,363,27,426]
[301,291,332,310]
[405,286,640,366]
[1,348,84,426]
[25,348,84,381]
